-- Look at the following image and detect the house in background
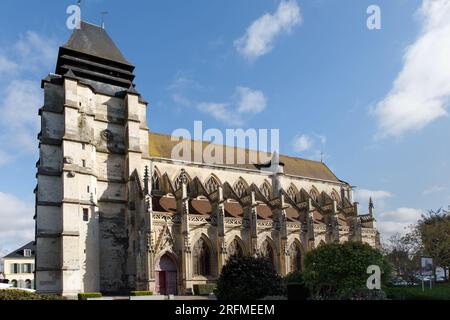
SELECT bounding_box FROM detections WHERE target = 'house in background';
[2,242,35,289]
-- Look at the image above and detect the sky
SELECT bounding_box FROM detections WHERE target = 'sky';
[1,0,450,254]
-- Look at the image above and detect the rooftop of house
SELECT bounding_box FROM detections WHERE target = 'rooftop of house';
[3,242,35,259]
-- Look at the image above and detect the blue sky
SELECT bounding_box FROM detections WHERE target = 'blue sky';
[1,0,450,253]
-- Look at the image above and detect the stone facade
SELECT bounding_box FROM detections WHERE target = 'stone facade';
[35,21,380,296]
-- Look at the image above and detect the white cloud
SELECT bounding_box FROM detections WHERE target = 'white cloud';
[13,31,57,71]
[0,192,34,253]
[235,0,302,60]
[236,86,267,113]
[377,207,423,240]
[292,134,313,152]
[374,0,450,138]
[0,55,18,73]
[197,102,244,126]
[354,189,393,203]
[198,86,267,125]
[422,185,446,195]
[0,80,42,153]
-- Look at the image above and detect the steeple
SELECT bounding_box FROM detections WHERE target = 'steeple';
[55,21,137,90]
[368,197,374,217]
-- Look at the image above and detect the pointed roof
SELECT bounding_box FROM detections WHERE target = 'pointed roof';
[63,21,131,66]
[3,241,35,259]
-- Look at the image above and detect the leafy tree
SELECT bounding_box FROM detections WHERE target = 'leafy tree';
[417,208,450,280]
[303,242,390,299]
[215,256,284,300]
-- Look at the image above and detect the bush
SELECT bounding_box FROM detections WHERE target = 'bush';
[0,289,65,300]
[215,256,284,300]
[78,292,102,300]
[193,284,216,296]
[129,290,153,296]
[303,242,391,300]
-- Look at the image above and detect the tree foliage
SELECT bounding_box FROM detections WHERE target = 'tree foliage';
[384,233,421,283]
[215,256,284,300]
[417,208,450,279]
[303,242,390,299]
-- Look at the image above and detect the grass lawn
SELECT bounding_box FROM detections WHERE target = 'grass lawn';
[385,283,450,300]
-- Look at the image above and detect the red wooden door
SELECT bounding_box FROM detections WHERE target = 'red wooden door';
[155,271,166,295]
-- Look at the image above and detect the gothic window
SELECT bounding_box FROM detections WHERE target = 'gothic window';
[260,182,271,199]
[152,171,160,191]
[260,239,275,267]
[205,176,220,194]
[287,185,297,201]
[233,179,247,198]
[331,190,340,203]
[309,188,319,202]
[174,171,190,192]
[193,238,211,276]
[228,239,244,258]
[289,242,302,272]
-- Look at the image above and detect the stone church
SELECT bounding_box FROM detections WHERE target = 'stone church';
[35,21,380,296]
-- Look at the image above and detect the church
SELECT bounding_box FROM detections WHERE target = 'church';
[35,21,380,296]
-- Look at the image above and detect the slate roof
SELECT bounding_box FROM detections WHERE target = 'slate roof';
[63,21,131,66]
[148,132,341,182]
[3,242,35,259]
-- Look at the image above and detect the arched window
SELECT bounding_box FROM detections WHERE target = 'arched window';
[25,279,32,289]
[193,237,211,276]
[309,187,319,202]
[152,171,160,191]
[331,190,340,203]
[233,179,247,198]
[260,239,275,267]
[287,185,297,201]
[260,182,271,199]
[289,242,302,272]
[11,280,17,288]
[174,170,190,192]
[228,239,244,258]
[205,176,220,194]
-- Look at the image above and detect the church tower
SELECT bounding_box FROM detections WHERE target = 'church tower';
[35,21,149,296]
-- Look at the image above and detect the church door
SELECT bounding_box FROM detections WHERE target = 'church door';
[155,254,177,295]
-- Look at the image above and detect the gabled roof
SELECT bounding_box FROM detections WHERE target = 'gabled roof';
[63,21,131,66]
[148,132,341,182]
[3,242,35,259]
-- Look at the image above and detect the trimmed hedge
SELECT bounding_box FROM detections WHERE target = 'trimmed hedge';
[130,290,153,296]
[0,289,65,300]
[193,284,216,296]
[78,292,102,300]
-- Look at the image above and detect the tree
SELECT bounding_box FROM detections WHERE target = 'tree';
[384,233,421,284]
[303,242,390,299]
[417,208,450,280]
[215,256,284,300]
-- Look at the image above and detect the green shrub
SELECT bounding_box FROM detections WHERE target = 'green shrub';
[303,242,391,300]
[193,284,216,296]
[78,292,102,300]
[0,289,65,300]
[216,256,284,300]
[130,290,153,296]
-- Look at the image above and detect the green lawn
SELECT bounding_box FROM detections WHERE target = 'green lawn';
[385,283,450,300]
